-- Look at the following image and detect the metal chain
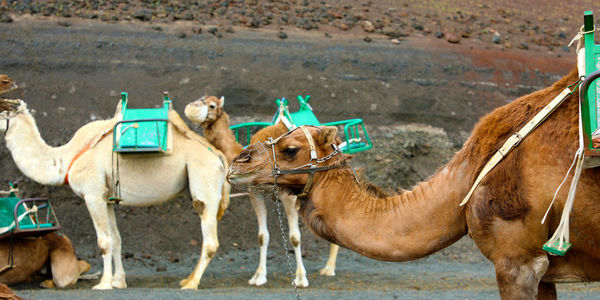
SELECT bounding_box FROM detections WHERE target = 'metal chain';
[272,179,301,299]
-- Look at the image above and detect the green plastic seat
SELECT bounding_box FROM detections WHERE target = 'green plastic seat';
[231,95,373,154]
[0,194,59,239]
[113,92,171,153]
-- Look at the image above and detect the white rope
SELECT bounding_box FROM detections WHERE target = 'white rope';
[541,148,581,224]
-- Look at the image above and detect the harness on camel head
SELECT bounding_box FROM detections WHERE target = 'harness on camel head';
[461,11,600,256]
[266,125,358,198]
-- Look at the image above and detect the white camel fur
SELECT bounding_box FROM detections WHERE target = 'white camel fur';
[0,98,230,290]
[185,95,338,288]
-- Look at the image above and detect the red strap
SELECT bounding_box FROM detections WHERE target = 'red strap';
[64,129,113,185]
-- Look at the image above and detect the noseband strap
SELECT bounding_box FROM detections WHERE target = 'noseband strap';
[268,126,343,198]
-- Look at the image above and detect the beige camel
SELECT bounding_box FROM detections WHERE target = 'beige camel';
[0,232,91,288]
[227,68,600,299]
[0,90,230,290]
[185,96,339,287]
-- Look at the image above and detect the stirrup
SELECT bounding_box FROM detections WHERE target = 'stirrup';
[542,240,572,256]
[107,197,122,204]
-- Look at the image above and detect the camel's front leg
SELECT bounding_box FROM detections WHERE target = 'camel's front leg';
[248,192,269,286]
[83,194,115,290]
[107,204,126,288]
[281,191,308,288]
[319,243,339,276]
[180,197,220,290]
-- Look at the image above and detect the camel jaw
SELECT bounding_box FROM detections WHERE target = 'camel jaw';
[184,104,208,124]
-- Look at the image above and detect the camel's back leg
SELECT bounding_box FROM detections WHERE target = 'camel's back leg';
[180,167,223,290]
[538,281,557,300]
[320,243,339,276]
[107,204,126,288]
[248,192,269,286]
[280,190,308,287]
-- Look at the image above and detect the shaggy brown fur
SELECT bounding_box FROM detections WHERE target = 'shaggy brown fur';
[229,68,600,299]
[0,232,90,288]
[185,96,244,163]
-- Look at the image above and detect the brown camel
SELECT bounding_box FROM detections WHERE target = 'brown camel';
[0,232,91,288]
[227,68,600,299]
[185,96,340,287]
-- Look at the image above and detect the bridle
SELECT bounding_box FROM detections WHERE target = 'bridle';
[265,125,349,198]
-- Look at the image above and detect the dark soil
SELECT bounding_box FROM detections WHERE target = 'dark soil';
[0,1,599,298]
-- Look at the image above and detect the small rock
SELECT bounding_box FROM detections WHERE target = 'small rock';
[156,266,167,272]
[390,38,401,44]
[133,9,152,22]
[363,36,372,43]
[190,239,198,246]
[277,31,287,39]
[177,32,187,39]
[435,32,444,38]
[152,26,163,31]
[412,23,424,31]
[558,31,567,39]
[492,33,501,44]
[225,27,235,33]
[192,27,202,34]
[446,33,460,43]
[324,32,332,38]
[519,42,529,50]
[362,20,375,32]
[57,21,71,27]
[0,13,13,23]
[561,46,570,52]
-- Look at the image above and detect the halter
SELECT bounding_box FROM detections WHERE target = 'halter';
[265,125,344,198]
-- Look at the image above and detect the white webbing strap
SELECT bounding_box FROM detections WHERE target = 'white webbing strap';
[460,87,573,206]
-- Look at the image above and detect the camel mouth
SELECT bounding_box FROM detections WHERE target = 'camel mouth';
[184,104,208,123]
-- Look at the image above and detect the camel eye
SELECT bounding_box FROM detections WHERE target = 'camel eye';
[209,104,217,109]
[282,147,299,157]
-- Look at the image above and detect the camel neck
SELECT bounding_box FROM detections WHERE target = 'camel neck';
[301,160,469,262]
[5,111,91,185]
[202,112,243,162]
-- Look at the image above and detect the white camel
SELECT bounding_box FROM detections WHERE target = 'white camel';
[185,96,339,288]
[0,96,229,290]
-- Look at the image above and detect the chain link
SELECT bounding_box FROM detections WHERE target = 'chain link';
[273,178,301,299]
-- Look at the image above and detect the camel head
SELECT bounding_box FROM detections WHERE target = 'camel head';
[227,125,343,190]
[0,75,18,94]
[184,95,224,125]
[0,98,27,133]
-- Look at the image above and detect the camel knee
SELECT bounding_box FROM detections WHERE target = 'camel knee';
[258,233,269,246]
[193,200,206,216]
[97,236,111,255]
[203,242,219,259]
[290,234,300,248]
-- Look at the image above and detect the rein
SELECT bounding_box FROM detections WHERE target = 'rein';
[266,126,344,198]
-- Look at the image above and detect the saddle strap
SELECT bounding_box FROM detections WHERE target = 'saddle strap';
[460,86,574,206]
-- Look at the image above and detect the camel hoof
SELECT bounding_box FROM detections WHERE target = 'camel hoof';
[112,279,127,289]
[179,278,191,287]
[319,267,336,276]
[295,276,309,288]
[40,279,56,289]
[180,283,198,290]
[248,272,267,286]
[92,282,113,290]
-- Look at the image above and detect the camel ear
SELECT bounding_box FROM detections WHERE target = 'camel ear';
[219,96,225,108]
[317,126,337,147]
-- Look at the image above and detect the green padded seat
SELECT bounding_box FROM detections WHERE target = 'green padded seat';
[114,92,171,153]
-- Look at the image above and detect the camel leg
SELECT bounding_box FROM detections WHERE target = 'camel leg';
[248,192,269,286]
[180,179,221,290]
[494,255,549,299]
[280,191,308,288]
[107,204,126,288]
[319,243,339,276]
[538,281,557,300]
[83,194,115,290]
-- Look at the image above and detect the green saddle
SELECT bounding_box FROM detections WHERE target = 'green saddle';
[0,195,55,238]
[113,92,171,153]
